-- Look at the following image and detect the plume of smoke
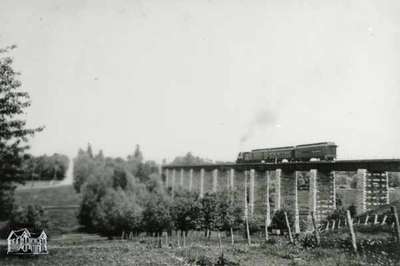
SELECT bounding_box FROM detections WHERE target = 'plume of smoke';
[240,108,278,144]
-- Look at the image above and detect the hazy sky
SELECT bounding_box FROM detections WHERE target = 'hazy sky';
[1,0,399,162]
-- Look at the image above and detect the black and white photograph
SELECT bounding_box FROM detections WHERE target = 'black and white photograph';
[1,0,400,265]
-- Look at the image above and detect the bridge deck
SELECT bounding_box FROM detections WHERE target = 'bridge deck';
[163,159,400,172]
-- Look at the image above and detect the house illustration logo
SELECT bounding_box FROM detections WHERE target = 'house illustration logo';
[7,228,48,255]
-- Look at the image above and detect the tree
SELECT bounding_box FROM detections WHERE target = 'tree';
[0,45,42,219]
[86,143,94,159]
[77,157,149,236]
[142,191,172,236]
[133,144,143,163]
[73,149,96,192]
[170,189,201,235]
[214,191,243,233]
[21,153,69,181]
[199,192,218,237]
[91,188,143,236]
[10,204,48,232]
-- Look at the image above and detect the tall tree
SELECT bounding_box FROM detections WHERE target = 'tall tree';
[0,45,42,219]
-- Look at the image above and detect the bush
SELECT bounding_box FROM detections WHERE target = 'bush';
[326,207,347,221]
[9,204,48,233]
[271,209,294,231]
[348,204,356,218]
[247,216,262,234]
[299,233,317,248]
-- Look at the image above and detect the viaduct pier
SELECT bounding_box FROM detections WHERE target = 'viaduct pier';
[162,159,400,233]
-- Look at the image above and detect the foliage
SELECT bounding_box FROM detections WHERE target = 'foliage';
[270,208,294,231]
[77,153,154,236]
[350,178,358,189]
[73,144,159,192]
[299,233,318,248]
[389,172,400,188]
[22,153,69,181]
[214,191,243,232]
[348,204,357,218]
[9,204,48,232]
[170,189,200,233]
[73,145,99,192]
[335,193,343,207]
[0,45,43,219]
[142,190,172,235]
[78,165,113,229]
[326,207,347,221]
[198,192,218,233]
[171,152,212,165]
[91,188,143,236]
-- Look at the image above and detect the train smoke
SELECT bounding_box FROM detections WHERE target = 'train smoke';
[240,108,278,144]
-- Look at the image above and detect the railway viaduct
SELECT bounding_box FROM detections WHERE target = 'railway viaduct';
[162,159,400,233]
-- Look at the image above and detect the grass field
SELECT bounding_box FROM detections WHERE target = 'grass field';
[0,232,367,266]
[14,185,80,207]
[12,185,81,236]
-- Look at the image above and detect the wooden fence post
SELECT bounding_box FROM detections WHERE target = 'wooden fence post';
[346,210,358,255]
[381,215,387,225]
[245,216,251,246]
[391,206,400,243]
[284,211,294,244]
[311,212,320,246]
[230,227,234,246]
[218,231,223,255]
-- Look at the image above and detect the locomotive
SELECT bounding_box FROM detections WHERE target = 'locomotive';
[236,142,337,163]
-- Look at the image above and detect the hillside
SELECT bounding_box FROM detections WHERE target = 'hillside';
[15,184,80,207]
[13,185,81,236]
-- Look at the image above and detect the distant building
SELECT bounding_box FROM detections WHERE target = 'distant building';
[7,228,48,255]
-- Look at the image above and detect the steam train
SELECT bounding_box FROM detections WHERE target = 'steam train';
[236,142,337,163]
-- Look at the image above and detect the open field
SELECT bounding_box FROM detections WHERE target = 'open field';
[14,184,80,207]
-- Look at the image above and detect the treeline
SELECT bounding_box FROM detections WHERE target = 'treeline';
[170,152,231,165]
[74,147,249,237]
[73,144,161,235]
[73,144,158,193]
[21,153,69,181]
[170,152,213,165]
[74,146,295,238]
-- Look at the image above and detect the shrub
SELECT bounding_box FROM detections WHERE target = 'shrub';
[9,204,48,232]
[299,233,317,248]
[271,208,294,231]
[348,204,356,218]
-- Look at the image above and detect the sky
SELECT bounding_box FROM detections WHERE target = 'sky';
[1,0,399,163]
